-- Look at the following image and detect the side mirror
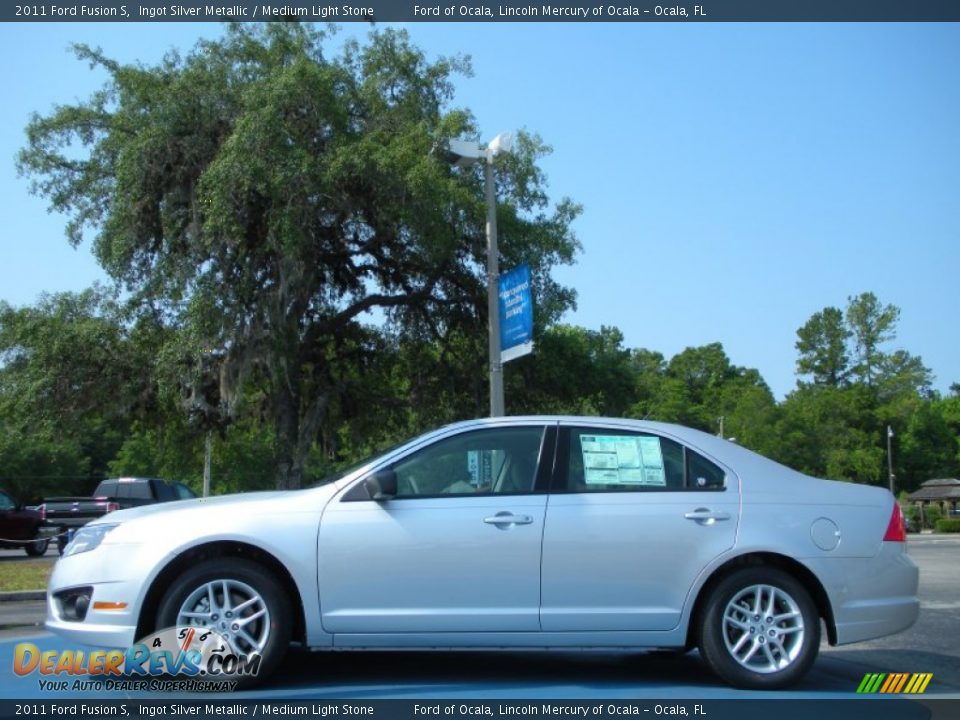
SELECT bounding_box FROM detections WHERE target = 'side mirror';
[366,469,398,501]
[341,469,398,502]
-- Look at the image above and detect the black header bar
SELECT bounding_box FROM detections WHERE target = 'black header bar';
[0,699,948,720]
[3,0,960,23]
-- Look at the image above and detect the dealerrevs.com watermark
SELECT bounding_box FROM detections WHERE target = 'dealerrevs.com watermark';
[13,627,259,692]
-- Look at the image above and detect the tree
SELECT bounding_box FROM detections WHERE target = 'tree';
[845,292,900,388]
[18,24,580,489]
[774,384,882,483]
[508,325,637,416]
[795,306,850,387]
[0,288,161,493]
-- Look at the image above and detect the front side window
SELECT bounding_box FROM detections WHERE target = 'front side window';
[561,428,725,492]
[391,426,546,498]
[173,483,197,500]
[0,491,15,511]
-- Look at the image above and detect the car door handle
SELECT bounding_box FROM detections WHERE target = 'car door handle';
[684,508,731,524]
[483,512,534,527]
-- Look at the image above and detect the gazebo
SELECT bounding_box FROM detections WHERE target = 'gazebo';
[906,479,960,522]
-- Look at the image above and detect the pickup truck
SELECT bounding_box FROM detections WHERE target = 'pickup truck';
[40,477,197,552]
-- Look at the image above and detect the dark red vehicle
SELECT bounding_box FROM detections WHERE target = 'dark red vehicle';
[0,489,49,556]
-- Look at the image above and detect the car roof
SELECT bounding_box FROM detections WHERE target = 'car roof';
[430,415,812,486]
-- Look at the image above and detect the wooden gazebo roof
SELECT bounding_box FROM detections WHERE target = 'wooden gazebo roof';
[907,478,960,502]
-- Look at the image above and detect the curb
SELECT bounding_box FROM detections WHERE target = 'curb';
[0,590,46,602]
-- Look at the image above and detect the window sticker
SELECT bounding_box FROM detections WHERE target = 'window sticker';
[580,434,666,486]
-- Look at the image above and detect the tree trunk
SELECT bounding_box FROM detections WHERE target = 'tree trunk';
[273,384,303,490]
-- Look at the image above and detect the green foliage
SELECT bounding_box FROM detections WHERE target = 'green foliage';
[509,325,636,416]
[795,307,850,387]
[6,23,956,497]
[17,24,580,489]
[0,433,90,502]
[934,518,960,533]
[846,292,901,388]
[923,505,943,529]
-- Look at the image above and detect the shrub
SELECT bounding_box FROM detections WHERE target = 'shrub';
[934,519,960,533]
[923,505,943,529]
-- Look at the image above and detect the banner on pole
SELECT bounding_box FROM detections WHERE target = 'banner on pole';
[499,264,534,363]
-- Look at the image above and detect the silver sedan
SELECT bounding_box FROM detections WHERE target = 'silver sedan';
[45,417,918,689]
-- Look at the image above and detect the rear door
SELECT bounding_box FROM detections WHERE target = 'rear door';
[540,425,740,631]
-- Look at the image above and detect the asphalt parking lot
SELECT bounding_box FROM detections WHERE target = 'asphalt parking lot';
[0,534,957,699]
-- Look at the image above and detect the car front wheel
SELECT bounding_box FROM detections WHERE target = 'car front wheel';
[155,558,292,686]
[698,567,820,689]
[24,536,50,557]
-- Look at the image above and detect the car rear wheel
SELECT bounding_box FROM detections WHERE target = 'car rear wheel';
[24,536,49,557]
[155,558,292,686]
[698,567,820,689]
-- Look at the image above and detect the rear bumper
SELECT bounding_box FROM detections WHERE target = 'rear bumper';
[805,542,919,645]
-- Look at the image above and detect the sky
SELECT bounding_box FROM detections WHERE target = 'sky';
[1,21,958,401]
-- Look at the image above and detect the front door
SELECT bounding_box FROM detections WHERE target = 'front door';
[319,424,551,634]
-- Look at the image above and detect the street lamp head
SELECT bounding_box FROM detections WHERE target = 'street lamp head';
[441,134,514,168]
[443,138,485,168]
[486,132,514,159]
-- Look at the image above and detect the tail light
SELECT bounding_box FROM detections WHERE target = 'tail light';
[38,504,46,521]
[883,503,907,542]
[105,502,120,514]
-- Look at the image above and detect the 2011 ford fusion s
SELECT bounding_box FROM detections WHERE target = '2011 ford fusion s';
[46,417,919,689]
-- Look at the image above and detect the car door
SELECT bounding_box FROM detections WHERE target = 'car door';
[540,425,740,632]
[318,423,553,635]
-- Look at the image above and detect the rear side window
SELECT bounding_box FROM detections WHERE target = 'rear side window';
[126,482,154,500]
[560,428,725,493]
[94,481,119,498]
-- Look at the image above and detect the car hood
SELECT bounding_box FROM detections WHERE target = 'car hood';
[89,485,340,529]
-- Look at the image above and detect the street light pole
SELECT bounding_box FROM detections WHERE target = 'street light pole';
[443,133,513,417]
[484,159,504,417]
[887,425,895,495]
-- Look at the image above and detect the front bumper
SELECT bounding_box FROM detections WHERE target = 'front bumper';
[45,543,145,649]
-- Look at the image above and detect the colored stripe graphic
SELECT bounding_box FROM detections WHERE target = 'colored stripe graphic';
[862,673,885,694]
[857,672,932,694]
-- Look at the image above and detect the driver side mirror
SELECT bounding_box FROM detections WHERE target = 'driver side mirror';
[365,469,398,501]
[364,470,397,501]
[342,469,398,503]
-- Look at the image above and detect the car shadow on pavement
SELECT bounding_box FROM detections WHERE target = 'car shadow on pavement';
[255,648,749,696]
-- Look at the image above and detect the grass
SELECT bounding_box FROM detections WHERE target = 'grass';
[0,560,52,592]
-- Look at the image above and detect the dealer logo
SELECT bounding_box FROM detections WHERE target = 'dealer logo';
[13,626,260,691]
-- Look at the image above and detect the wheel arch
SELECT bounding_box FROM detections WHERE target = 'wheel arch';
[135,541,306,644]
[685,551,837,648]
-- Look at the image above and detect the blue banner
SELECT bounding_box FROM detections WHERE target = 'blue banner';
[498,264,534,363]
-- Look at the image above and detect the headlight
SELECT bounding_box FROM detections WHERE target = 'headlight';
[63,524,119,557]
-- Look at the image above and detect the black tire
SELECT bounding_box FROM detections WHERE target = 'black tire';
[156,558,292,688]
[24,536,50,557]
[698,567,820,690]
